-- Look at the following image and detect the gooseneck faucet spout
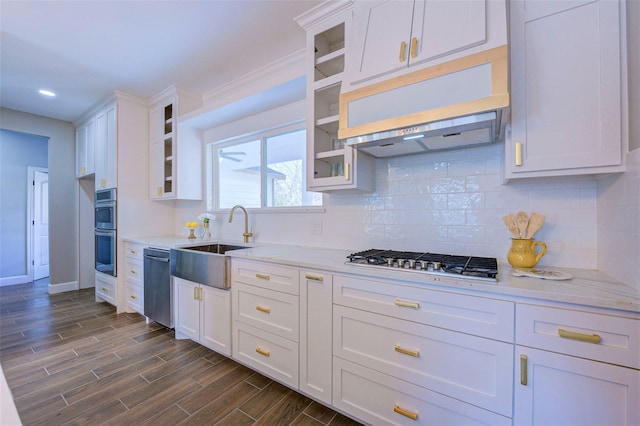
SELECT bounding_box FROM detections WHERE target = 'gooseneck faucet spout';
[228,205,253,244]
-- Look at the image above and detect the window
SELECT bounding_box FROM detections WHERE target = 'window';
[211,126,322,210]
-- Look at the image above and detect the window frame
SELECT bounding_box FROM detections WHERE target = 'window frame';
[206,122,324,213]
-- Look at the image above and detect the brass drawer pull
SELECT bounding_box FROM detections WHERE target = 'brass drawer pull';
[394,404,418,421]
[305,274,323,281]
[256,305,271,314]
[558,328,601,344]
[255,347,270,357]
[394,299,420,309]
[255,273,271,280]
[101,287,108,293]
[394,345,419,358]
[131,270,137,275]
[129,249,137,255]
[399,41,407,62]
[515,142,523,166]
[520,354,528,386]
[130,295,137,300]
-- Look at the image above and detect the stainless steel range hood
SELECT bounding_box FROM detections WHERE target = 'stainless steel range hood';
[338,46,510,158]
[346,110,505,158]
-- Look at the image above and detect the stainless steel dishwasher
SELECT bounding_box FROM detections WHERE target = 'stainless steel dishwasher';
[143,248,172,328]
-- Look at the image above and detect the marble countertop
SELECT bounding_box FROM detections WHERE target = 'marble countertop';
[123,236,640,314]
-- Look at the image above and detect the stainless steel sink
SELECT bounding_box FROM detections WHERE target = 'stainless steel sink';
[170,243,250,289]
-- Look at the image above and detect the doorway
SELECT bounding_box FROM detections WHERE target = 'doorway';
[29,167,50,281]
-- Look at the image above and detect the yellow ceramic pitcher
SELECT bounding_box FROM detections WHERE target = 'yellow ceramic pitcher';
[507,238,547,268]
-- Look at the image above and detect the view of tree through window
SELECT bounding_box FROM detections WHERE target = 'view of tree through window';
[213,127,322,209]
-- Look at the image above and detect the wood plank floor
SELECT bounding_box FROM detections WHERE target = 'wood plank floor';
[0,279,363,426]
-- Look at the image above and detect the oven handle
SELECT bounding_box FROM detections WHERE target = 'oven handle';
[95,229,116,235]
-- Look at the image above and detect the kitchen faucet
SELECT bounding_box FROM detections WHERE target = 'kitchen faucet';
[228,205,253,243]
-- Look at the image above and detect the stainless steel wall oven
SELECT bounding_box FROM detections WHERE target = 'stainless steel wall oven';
[95,188,116,276]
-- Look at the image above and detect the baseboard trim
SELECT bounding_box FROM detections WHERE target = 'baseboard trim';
[0,275,30,287]
[48,281,79,294]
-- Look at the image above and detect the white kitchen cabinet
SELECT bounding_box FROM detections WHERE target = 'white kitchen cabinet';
[505,0,626,179]
[123,242,145,314]
[94,102,117,190]
[299,270,332,405]
[332,273,515,422]
[149,87,202,200]
[349,0,489,85]
[76,118,95,178]
[296,2,375,192]
[514,303,640,425]
[174,277,231,356]
[95,271,117,306]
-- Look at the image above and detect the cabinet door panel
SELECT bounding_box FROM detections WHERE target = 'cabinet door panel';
[414,0,486,65]
[201,286,231,356]
[174,278,199,340]
[515,346,640,426]
[351,0,414,82]
[508,0,622,176]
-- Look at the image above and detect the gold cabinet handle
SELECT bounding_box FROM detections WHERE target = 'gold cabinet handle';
[101,178,106,188]
[345,162,350,181]
[558,328,601,344]
[410,37,418,59]
[256,305,271,314]
[399,41,407,62]
[305,274,323,282]
[394,299,420,309]
[129,249,137,255]
[130,270,137,275]
[102,287,108,293]
[130,294,137,300]
[157,186,163,197]
[394,404,418,421]
[520,354,528,386]
[80,166,86,175]
[255,347,270,357]
[394,345,419,358]
[255,273,270,280]
[515,142,523,166]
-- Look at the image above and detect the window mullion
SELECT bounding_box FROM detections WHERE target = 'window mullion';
[261,136,267,208]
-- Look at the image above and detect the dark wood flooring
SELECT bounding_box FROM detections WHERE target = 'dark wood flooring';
[0,279,363,426]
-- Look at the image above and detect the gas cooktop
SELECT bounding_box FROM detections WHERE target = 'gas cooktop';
[346,249,498,282]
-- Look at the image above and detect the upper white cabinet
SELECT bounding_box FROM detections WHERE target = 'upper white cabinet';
[76,117,95,178]
[95,102,117,190]
[149,87,203,200]
[346,0,508,87]
[296,1,375,192]
[505,0,626,179]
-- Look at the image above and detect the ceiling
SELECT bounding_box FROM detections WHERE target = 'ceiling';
[0,0,322,124]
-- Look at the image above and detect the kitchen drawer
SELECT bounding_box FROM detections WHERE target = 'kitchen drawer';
[516,304,640,369]
[232,259,299,295]
[125,282,144,314]
[232,282,299,341]
[124,242,146,260]
[232,322,298,389]
[334,305,514,417]
[95,272,116,305]
[333,357,511,426]
[124,258,143,284]
[334,274,514,342]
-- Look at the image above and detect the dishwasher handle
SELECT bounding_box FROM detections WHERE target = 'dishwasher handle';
[144,254,170,262]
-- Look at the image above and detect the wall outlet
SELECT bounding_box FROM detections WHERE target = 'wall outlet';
[312,220,322,235]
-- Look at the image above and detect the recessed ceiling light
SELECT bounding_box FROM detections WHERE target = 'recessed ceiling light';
[38,89,56,97]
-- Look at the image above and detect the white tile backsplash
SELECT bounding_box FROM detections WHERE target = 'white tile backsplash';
[185,143,638,288]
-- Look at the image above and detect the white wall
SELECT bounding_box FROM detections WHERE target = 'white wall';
[0,107,77,290]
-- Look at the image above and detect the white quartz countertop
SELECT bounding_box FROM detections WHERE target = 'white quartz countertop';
[123,236,640,314]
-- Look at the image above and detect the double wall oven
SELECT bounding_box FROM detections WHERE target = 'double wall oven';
[95,188,116,276]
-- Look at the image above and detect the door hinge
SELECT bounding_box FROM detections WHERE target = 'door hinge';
[32,220,35,225]
[32,260,34,265]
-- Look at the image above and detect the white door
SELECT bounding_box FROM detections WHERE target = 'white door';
[33,170,49,280]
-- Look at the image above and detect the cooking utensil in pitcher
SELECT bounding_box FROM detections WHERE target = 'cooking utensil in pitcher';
[503,214,519,238]
[527,213,546,239]
[515,211,530,239]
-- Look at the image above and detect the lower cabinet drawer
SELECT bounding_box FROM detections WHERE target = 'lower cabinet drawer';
[232,322,298,389]
[232,283,299,341]
[516,304,640,369]
[333,357,511,426]
[95,272,116,305]
[334,305,513,417]
[125,282,144,314]
[232,259,299,295]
